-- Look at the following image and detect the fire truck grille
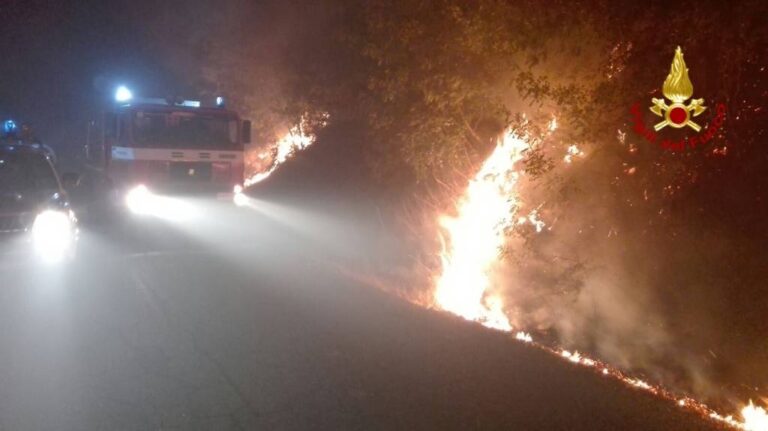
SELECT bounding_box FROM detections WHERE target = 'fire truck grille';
[169,162,212,182]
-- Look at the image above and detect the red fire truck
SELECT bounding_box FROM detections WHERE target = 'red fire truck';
[87,87,251,205]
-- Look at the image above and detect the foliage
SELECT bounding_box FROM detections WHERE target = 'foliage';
[147,0,768,404]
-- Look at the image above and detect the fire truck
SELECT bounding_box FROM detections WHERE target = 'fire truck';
[86,87,251,210]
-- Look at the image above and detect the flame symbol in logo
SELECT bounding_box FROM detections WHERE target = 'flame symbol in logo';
[662,47,694,103]
[650,46,706,131]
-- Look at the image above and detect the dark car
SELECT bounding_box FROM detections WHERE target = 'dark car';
[0,144,77,264]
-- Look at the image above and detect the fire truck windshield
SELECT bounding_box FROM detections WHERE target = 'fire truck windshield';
[132,111,239,150]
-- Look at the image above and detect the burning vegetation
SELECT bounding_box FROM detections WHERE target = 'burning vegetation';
[432,120,768,430]
[435,128,530,331]
[148,0,768,428]
[244,115,323,186]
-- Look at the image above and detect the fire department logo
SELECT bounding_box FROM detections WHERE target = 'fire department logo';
[649,46,706,131]
[630,46,726,152]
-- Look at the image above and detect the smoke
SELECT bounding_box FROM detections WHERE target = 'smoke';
[134,0,767,413]
[468,109,765,408]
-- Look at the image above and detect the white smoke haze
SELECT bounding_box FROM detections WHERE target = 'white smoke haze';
[394,104,764,420]
[138,0,767,422]
[493,216,738,406]
[490,127,701,392]
[438,111,764,413]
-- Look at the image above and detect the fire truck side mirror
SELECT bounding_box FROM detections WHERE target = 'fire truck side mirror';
[242,120,252,144]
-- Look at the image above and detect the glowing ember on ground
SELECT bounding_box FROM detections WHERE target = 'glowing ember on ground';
[244,118,317,187]
[434,128,529,330]
[627,378,652,390]
[561,350,582,363]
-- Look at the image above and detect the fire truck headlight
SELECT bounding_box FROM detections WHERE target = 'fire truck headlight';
[233,184,248,207]
[233,192,248,207]
[115,85,133,102]
[32,210,75,263]
[125,184,154,214]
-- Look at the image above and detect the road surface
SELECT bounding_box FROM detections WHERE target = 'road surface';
[0,193,723,430]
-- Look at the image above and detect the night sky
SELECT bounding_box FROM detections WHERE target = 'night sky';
[0,0,176,151]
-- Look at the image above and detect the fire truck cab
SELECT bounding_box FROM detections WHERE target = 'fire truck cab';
[88,89,251,197]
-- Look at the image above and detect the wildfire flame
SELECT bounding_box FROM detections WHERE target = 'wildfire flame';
[742,401,768,431]
[515,331,533,343]
[431,121,766,430]
[434,128,529,331]
[244,119,317,187]
[562,350,582,363]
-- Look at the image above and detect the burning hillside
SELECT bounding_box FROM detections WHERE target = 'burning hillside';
[429,121,768,431]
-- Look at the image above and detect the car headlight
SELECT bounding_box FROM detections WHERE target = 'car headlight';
[32,210,75,263]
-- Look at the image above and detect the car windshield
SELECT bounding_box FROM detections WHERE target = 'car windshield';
[132,111,239,149]
[0,151,59,194]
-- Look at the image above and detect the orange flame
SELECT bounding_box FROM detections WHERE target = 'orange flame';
[430,121,765,430]
[742,401,768,431]
[434,128,529,331]
[244,118,317,187]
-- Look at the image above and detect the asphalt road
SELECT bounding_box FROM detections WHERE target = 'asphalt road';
[0,194,724,430]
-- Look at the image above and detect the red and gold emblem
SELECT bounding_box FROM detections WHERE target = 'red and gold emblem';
[650,46,706,131]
